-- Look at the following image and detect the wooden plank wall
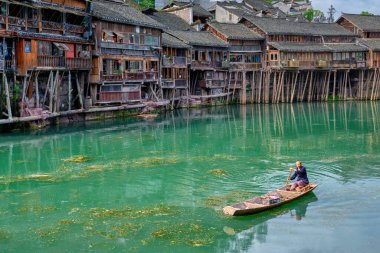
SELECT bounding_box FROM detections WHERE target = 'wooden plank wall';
[16,39,38,76]
[41,0,86,9]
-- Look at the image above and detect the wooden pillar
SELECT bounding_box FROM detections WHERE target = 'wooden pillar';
[68,70,72,111]
[241,71,247,105]
[3,73,12,120]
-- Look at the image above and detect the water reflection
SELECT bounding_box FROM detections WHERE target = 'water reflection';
[219,193,318,253]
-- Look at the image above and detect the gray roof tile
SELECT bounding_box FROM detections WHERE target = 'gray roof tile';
[208,21,263,40]
[340,14,380,32]
[92,0,164,29]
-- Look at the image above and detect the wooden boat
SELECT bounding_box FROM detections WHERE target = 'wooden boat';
[223,183,317,216]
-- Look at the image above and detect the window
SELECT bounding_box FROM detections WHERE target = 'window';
[126,60,143,72]
[25,40,31,53]
[38,41,52,56]
[144,35,159,46]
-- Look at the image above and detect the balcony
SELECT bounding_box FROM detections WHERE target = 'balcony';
[192,60,228,69]
[37,56,91,69]
[42,20,64,34]
[102,71,158,82]
[230,45,261,52]
[99,84,141,103]
[199,79,226,88]
[230,62,262,70]
[163,56,188,67]
[100,42,152,51]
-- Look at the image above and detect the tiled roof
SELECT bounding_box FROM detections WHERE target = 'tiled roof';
[359,39,380,51]
[339,14,380,32]
[148,11,194,31]
[162,33,191,48]
[242,16,356,36]
[192,4,212,18]
[92,0,163,29]
[208,21,263,40]
[168,30,229,47]
[326,43,368,52]
[269,42,330,52]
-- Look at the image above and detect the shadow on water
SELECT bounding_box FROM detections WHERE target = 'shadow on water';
[218,193,318,253]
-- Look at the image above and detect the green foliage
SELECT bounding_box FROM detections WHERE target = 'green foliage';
[303,9,326,22]
[360,11,374,16]
[131,0,155,9]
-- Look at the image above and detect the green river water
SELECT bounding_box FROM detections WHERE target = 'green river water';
[0,102,380,253]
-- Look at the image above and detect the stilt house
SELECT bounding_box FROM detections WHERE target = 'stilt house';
[90,0,163,105]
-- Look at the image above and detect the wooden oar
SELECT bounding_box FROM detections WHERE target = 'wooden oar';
[285,168,295,186]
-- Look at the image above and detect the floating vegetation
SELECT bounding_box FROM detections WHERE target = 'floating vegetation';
[84,165,106,172]
[203,195,225,207]
[208,169,228,177]
[132,157,178,168]
[63,155,90,163]
[87,206,134,218]
[35,226,67,239]
[17,205,57,213]
[0,229,11,240]
[58,219,80,226]
[134,204,177,218]
[151,223,215,247]
[85,204,177,220]
[96,223,143,238]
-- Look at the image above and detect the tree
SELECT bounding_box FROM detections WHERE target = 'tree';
[303,9,326,22]
[360,11,374,16]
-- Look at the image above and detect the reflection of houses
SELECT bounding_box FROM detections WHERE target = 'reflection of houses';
[207,21,264,103]
[90,0,163,105]
[1,0,92,121]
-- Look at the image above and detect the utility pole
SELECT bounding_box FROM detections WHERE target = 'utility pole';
[327,5,336,23]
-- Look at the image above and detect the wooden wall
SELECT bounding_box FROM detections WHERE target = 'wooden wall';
[41,0,86,10]
[16,39,38,76]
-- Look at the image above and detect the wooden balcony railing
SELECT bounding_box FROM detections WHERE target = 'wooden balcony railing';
[42,20,64,33]
[230,45,261,52]
[145,71,158,80]
[8,16,25,27]
[66,24,85,35]
[126,72,144,80]
[38,56,91,69]
[199,79,226,88]
[230,62,262,70]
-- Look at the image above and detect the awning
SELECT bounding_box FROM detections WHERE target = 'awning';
[102,30,114,37]
[53,42,70,51]
[114,32,125,38]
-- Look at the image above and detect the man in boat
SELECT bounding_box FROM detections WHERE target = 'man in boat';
[288,160,309,191]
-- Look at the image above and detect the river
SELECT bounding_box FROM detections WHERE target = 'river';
[0,102,379,253]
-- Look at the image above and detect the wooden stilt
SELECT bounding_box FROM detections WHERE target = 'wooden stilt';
[241,71,247,105]
[75,73,84,109]
[332,70,337,101]
[4,73,12,120]
[68,70,72,111]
